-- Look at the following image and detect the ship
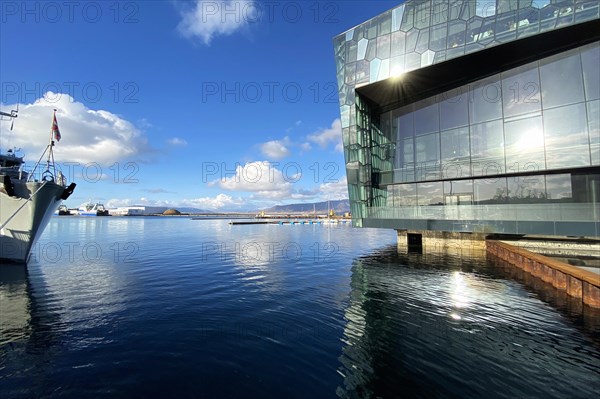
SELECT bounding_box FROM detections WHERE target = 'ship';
[54,204,73,215]
[78,201,110,216]
[0,109,76,264]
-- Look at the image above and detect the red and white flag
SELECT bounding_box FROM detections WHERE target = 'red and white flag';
[52,111,61,142]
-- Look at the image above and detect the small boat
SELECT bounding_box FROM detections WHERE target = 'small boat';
[54,204,72,216]
[78,202,110,216]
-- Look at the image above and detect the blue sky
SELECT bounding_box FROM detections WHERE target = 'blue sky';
[0,0,399,211]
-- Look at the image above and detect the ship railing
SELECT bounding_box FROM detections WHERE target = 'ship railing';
[24,161,67,187]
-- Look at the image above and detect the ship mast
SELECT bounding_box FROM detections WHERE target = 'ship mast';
[0,108,18,153]
[30,109,59,182]
[44,109,58,181]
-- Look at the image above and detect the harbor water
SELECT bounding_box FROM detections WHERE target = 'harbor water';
[1,217,599,398]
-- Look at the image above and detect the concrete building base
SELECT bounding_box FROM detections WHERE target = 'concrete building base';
[396,230,486,256]
[487,240,600,308]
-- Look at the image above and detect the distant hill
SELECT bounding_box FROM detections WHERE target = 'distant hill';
[119,206,213,214]
[262,199,350,214]
[177,207,213,214]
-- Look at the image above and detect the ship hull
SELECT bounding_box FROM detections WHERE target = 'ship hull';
[0,181,65,264]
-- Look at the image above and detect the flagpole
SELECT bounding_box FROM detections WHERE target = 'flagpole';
[44,109,57,181]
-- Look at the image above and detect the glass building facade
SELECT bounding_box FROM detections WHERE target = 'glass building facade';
[334,0,599,236]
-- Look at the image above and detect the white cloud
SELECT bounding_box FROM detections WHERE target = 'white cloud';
[259,137,290,159]
[180,193,244,210]
[137,118,153,130]
[214,161,318,201]
[177,0,252,45]
[216,161,292,197]
[300,142,312,152]
[104,193,245,211]
[1,92,149,165]
[307,118,343,152]
[167,137,188,146]
[319,176,348,199]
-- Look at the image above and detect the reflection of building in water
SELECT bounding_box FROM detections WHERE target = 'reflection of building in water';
[336,247,600,398]
[334,0,599,239]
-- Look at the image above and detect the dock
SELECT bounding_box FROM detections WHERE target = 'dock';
[228,220,348,225]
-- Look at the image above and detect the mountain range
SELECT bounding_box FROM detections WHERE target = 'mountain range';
[261,199,350,214]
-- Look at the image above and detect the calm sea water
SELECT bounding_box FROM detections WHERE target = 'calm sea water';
[1,217,599,398]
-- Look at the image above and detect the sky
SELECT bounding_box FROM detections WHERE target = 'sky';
[0,0,400,211]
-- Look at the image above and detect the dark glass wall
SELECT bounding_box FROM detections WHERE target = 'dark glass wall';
[380,42,599,185]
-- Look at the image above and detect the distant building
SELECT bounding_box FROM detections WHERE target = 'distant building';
[334,0,599,238]
[109,206,168,216]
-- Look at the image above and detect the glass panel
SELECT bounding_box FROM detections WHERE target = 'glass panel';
[571,173,600,203]
[414,98,439,135]
[432,1,448,24]
[469,75,502,123]
[430,23,447,51]
[390,31,406,57]
[539,5,558,32]
[440,87,469,130]
[366,19,378,39]
[394,105,415,182]
[344,62,356,84]
[416,28,431,53]
[415,0,432,29]
[346,41,358,62]
[587,100,600,165]
[392,5,405,32]
[539,48,585,109]
[441,127,471,178]
[495,11,517,42]
[366,39,377,61]
[501,61,541,118]
[448,19,466,48]
[380,111,392,141]
[377,34,391,59]
[466,17,483,45]
[545,174,573,202]
[378,11,392,35]
[504,114,546,172]
[401,5,415,31]
[405,52,422,71]
[581,42,600,101]
[443,179,474,205]
[394,183,417,206]
[406,29,419,52]
[395,105,414,139]
[517,7,540,38]
[477,16,497,44]
[575,1,600,22]
[394,167,415,184]
[357,38,368,60]
[544,102,590,168]
[474,177,508,204]
[476,0,496,17]
[448,0,462,20]
[556,3,574,28]
[507,174,546,203]
[395,137,415,167]
[415,133,440,180]
[471,119,506,176]
[417,182,443,206]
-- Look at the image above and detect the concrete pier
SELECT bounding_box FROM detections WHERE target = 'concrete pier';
[396,230,486,257]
